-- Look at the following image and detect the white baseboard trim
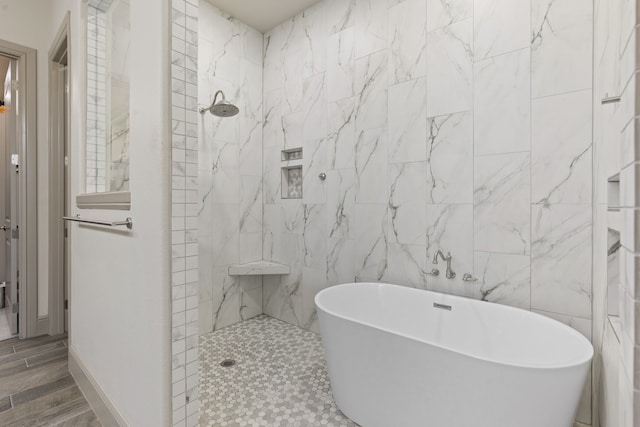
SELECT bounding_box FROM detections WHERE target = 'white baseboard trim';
[36,317,49,336]
[68,346,129,427]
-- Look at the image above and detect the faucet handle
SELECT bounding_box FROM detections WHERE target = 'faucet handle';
[427,268,440,277]
[462,273,477,282]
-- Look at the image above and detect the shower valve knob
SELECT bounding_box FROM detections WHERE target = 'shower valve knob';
[318,173,327,181]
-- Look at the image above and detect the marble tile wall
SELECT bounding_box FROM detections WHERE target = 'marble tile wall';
[261,0,593,422]
[171,0,200,425]
[197,2,264,334]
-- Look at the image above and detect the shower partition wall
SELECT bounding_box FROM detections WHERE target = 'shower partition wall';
[170,0,200,426]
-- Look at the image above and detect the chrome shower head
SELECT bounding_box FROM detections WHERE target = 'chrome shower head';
[200,90,239,118]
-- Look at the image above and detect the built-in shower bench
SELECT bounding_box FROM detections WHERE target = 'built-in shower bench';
[228,260,290,276]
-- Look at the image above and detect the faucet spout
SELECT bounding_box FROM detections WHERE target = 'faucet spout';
[432,250,447,265]
[432,250,456,280]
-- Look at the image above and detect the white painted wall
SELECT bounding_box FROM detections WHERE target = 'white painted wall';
[46,0,171,425]
[0,0,56,317]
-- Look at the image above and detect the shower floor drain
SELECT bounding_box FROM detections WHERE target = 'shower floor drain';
[220,359,236,368]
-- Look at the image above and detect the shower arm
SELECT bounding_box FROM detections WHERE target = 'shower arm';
[199,90,226,114]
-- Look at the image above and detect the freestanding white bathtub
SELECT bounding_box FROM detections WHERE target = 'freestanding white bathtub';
[315,283,593,427]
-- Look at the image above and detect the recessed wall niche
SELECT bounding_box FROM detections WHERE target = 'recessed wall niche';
[281,148,303,199]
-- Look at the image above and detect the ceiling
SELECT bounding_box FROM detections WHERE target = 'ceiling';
[207,0,323,32]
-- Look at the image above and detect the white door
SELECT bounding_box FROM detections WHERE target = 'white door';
[4,60,18,335]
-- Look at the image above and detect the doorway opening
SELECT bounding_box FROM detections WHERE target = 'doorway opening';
[0,54,17,341]
[0,38,39,341]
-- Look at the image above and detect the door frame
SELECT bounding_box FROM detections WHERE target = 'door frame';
[0,39,38,339]
[48,14,71,337]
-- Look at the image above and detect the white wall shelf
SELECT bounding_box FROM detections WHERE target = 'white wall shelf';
[228,261,290,276]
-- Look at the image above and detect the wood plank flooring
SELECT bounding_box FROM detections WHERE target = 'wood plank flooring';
[0,334,100,426]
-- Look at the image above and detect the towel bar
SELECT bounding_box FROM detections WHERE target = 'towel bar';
[63,215,133,230]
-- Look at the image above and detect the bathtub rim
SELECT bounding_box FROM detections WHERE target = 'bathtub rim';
[315,282,594,371]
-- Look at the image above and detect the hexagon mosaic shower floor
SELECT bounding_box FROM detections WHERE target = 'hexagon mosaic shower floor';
[199,315,359,427]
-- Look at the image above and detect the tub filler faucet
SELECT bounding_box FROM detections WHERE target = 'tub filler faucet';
[432,250,456,280]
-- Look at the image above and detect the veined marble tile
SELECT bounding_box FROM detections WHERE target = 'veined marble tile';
[239,175,262,234]
[198,0,218,44]
[303,139,328,204]
[242,25,263,67]
[474,252,531,310]
[355,127,389,204]
[282,201,305,235]
[389,162,428,245]
[355,50,388,131]
[301,4,327,78]
[263,234,305,327]
[239,232,262,264]
[327,97,356,170]
[241,59,263,120]
[426,0,473,32]
[209,141,240,204]
[280,15,307,56]
[532,90,593,205]
[283,51,304,115]
[327,238,356,286]
[355,204,389,282]
[474,48,531,155]
[263,204,283,262]
[301,267,327,333]
[474,0,530,60]
[211,267,261,331]
[474,153,531,255]
[388,78,427,163]
[282,112,304,150]
[327,29,355,102]
[302,204,328,270]
[199,299,213,335]
[531,0,593,98]
[531,204,592,319]
[262,274,300,327]
[327,169,356,240]
[425,204,474,297]
[263,147,282,205]
[388,0,426,84]
[426,111,473,204]
[355,0,387,58]
[263,89,283,148]
[326,0,355,34]
[239,115,262,176]
[263,30,284,92]
[212,204,240,267]
[302,73,327,141]
[383,243,428,289]
[426,19,473,118]
[209,16,242,86]
[607,230,621,315]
